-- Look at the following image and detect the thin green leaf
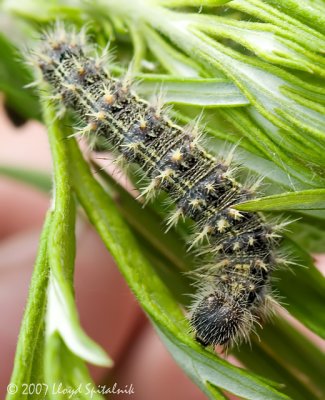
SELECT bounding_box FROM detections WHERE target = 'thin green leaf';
[44,332,104,400]
[0,33,40,121]
[235,317,325,400]
[137,75,249,107]
[0,165,52,192]
[218,108,325,187]
[128,22,147,73]
[235,189,325,211]
[156,324,289,400]
[206,383,229,400]
[190,15,325,76]
[262,0,325,35]
[141,25,205,77]
[2,0,82,22]
[229,0,325,52]
[274,239,325,339]
[288,220,325,253]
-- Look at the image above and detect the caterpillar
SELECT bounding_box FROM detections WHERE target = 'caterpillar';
[32,25,286,348]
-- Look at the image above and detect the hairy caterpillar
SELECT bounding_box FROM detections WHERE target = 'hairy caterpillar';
[32,25,287,348]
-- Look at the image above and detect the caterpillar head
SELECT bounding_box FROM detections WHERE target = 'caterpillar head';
[190,291,253,348]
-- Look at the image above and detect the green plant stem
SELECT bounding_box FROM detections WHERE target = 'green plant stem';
[42,100,76,284]
[41,97,112,367]
[6,211,52,400]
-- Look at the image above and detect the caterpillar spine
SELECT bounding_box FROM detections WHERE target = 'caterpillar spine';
[32,25,286,348]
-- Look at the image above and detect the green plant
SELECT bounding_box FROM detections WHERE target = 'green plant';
[0,1,324,399]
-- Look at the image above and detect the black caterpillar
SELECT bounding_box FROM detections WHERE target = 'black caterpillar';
[32,25,285,348]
